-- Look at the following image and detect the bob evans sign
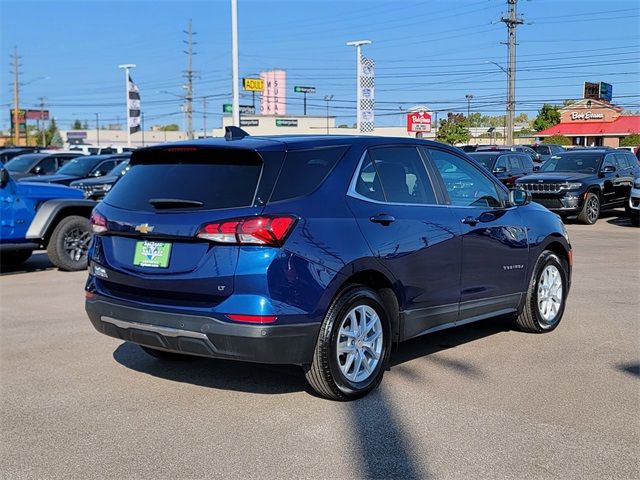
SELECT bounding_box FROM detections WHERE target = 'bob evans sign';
[570,111,605,121]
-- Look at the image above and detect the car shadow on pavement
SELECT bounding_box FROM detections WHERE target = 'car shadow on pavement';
[0,252,54,276]
[113,341,310,395]
[605,216,636,228]
[616,361,640,378]
[113,317,510,397]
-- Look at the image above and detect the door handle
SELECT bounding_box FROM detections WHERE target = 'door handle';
[461,216,480,226]
[370,214,395,225]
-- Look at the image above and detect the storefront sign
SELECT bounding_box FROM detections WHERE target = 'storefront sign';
[570,111,605,121]
[243,78,264,92]
[275,118,297,127]
[240,119,259,127]
[407,111,432,132]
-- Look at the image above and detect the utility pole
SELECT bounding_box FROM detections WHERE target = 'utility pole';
[39,97,46,146]
[95,112,100,147]
[202,96,208,137]
[231,0,240,127]
[11,46,22,145]
[183,19,197,139]
[324,95,333,135]
[465,94,474,119]
[501,0,524,145]
[346,40,371,132]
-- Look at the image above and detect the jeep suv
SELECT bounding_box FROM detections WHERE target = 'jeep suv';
[85,134,572,400]
[516,149,640,224]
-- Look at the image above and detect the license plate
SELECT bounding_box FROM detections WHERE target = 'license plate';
[133,241,172,268]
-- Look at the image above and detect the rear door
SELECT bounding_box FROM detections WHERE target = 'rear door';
[614,153,634,201]
[424,146,529,322]
[93,147,275,305]
[346,145,462,338]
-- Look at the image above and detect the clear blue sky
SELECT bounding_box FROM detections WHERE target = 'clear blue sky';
[1,0,639,131]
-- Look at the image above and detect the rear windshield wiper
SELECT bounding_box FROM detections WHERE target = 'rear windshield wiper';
[149,198,204,209]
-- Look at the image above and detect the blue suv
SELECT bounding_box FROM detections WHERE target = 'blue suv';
[85,134,572,400]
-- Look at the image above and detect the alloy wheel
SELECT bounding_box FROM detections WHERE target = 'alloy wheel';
[586,196,599,223]
[63,227,91,262]
[537,265,563,325]
[336,305,384,383]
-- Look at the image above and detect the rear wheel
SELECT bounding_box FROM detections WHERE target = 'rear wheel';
[304,286,391,400]
[515,251,568,333]
[577,193,600,225]
[140,345,189,361]
[47,215,92,271]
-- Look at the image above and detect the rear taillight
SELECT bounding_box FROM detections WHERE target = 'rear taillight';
[197,215,296,246]
[90,210,107,234]
[226,314,277,324]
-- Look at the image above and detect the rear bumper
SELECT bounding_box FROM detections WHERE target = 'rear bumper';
[86,294,320,365]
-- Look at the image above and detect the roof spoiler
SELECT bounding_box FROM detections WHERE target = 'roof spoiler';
[225,126,250,141]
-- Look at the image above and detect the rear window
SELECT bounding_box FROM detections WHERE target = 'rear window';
[105,149,263,211]
[269,146,348,202]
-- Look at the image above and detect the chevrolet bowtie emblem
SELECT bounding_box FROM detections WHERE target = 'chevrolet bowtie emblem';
[135,223,155,234]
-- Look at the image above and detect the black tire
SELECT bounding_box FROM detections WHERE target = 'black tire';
[140,345,189,361]
[304,286,392,401]
[46,215,92,271]
[515,251,568,333]
[630,211,639,227]
[0,249,33,267]
[577,192,600,225]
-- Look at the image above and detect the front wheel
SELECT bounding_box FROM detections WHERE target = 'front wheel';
[515,251,568,333]
[304,286,391,400]
[577,192,600,225]
[46,215,92,271]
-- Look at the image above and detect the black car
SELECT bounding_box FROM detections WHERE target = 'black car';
[476,145,542,163]
[0,147,40,164]
[468,151,534,187]
[22,154,128,186]
[528,144,565,163]
[516,149,640,224]
[70,158,130,200]
[4,152,83,180]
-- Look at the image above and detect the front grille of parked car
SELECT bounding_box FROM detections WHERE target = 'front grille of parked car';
[533,198,564,209]
[519,183,564,193]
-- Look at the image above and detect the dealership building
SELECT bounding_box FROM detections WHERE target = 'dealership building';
[537,98,640,147]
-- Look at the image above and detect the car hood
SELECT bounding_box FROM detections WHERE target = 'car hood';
[15,180,85,199]
[516,172,596,183]
[21,173,80,185]
[70,175,118,187]
[8,171,34,180]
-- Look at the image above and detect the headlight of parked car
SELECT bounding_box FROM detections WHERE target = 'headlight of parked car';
[560,182,582,190]
[634,179,640,189]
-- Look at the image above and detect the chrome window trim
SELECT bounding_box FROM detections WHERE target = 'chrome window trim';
[346,147,443,208]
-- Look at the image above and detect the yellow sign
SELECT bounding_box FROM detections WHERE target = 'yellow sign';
[243,78,264,92]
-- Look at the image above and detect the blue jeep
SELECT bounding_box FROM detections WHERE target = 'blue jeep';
[0,167,95,270]
[85,132,572,400]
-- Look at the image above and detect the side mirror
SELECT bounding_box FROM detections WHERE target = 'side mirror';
[509,188,531,206]
[0,168,10,188]
[93,170,105,177]
[31,166,43,174]
[535,153,541,160]
[601,165,616,174]
[533,165,540,172]
[494,166,507,173]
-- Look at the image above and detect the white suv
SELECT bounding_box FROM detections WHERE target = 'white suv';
[629,175,640,227]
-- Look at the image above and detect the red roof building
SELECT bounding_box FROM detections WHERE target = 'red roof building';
[537,99,640,147]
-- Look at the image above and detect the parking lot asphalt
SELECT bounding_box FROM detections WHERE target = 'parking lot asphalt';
[1,211,638,480]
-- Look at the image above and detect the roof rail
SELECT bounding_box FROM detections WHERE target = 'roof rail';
[224,126,250,141]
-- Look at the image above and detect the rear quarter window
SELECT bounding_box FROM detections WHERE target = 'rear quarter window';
[269,146,348,202]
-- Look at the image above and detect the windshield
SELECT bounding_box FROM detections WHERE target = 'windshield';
[5,154,43,172]
[531,145,550,155]
[109,161,129,176]
[56,157,98,176]
[540,153,602,173]
[468,154,497,171]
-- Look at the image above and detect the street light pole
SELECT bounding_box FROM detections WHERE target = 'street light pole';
[346,40,371,132]
[231,0,240,127]
[95,112,100,147]
[465,94,474,119]
[324,94,333,135]
[118,63,136,148]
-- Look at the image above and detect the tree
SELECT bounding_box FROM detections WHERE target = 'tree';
[467,112,483,128]
[532,104,561,132]
[160,124,179,131]
[46,119,63,147]
[71,119,82,129]
[620,133,640,147]
[542,135,571,146]
[436,113,470,145]
[82,120,89,129]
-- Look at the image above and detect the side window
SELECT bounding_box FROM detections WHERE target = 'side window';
[508,156,522,171]
[38,157,57,174]
[95,161,116,175]
[427,148,503,208]
[367,147,436,204]
[614,154,630,170]
[270,146,347,202]
[495,156,508,171]
[520,155,533,171]
[354,156,385,202]
[602,155,615,169]
[58,156,76,168]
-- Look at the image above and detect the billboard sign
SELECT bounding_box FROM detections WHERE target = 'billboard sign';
[260,70,286,115]
[599,82,613,102]
[294,86,315,94]
[26,109,50,120]
[583,81,613,102]
[275,118,298,127]
[243,78,264,92]
[407,111,432,133]
[223,104,256,115]
[240,119,259,127]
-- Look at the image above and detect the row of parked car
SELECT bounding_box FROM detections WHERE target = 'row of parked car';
[462,145,640,226]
